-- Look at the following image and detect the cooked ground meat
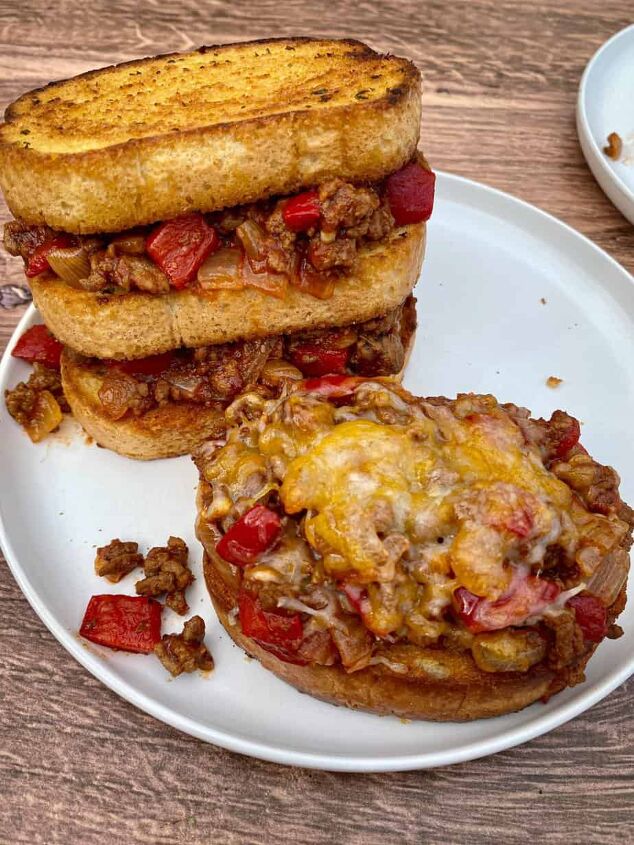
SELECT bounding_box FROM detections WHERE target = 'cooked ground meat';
[135,536,193,615]
[90,296,417,418]
[318,178,380,233]
[4,176,399,295]
[154,616,214,677]
[3,220,55,260]
[94,539,144,583]
[307,236,357,271]
[88,251,171,294]
[5,364,68,440]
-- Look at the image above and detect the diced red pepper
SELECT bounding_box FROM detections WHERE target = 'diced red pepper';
[11,324,63,369]
[299,374,362,399]
[216,505,282,567]
[568,594,607,643]
[25,234,76,277]
[107,351,176,377]
[238,590,306,664]
[341,583,370,616]
[550,413,581,461]
[79,594,163,654]
[385,162,436,225]
[146,213,220,289]
[289,343,349,377]
[454,576,560,633]
[282,190,321,232]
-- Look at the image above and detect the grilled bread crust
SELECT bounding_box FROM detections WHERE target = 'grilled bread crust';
[0,38,421,234]
[201,547,627,722]
[33,223,425,360]
[61,349,226,460]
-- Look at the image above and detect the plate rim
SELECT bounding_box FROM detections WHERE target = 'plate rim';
[1,170,633,772]
[576,23,634,222]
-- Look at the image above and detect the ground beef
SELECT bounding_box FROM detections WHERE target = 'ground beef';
[135,536,193,615]
[87,297,416,418]
[154,616,214,677]
[318,179,381,234]
[98,371,153,419]
[5,364,68,438]
[307,236,357,271]
[4,175,398,294]
[552,454,623,517]
[3,220,55,260]
[94,539,144,583]
[87,251,170,293]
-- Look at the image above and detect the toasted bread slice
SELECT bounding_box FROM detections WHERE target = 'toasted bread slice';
[60,327,416,461]
[0,38,421,234]
[61,350,226,460]
[202,550,560,721]
[33,222,425,360]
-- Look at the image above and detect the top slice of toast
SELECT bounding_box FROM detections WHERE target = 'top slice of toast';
[0,38,421,233]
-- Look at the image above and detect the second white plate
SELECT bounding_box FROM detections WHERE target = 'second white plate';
[577,24,634,223]
[1,172,633,771]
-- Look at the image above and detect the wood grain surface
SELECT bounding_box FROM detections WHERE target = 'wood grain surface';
[0,2,633,843]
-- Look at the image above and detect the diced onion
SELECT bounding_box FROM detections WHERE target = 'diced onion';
[111,234,147,255]
[587,549,630,607]
[197,247,244,289]
[236,219,268,260]
[260,358,303,386]
[46,246,91,286]
[242,254,288,299]
[24,391,62,442]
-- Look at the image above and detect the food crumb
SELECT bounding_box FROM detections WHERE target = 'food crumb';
[603,132,622,160]
[540,297,547,305]
[546,376,563,388]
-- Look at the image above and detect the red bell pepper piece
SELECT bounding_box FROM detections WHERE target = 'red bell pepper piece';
[299,374,362,398]
[25,234,76,277]
[216,505,282,567]
[146,213,220,289]
[79,595,163,654]
[11,324,63,369]
[289,343,349,377]
[282,189,321,232]
[238,591,306,664]
[107,351,176,377]
[454,576,560,633]
[567,594,607,642]
[341,583,370,616]
[550,412,581,461]
[385,162,436,225]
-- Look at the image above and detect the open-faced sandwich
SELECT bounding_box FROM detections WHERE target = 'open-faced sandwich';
[195,377,632,720]
[0,38,432,459]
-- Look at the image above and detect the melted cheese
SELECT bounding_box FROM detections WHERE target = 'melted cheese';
[278,413,573,596]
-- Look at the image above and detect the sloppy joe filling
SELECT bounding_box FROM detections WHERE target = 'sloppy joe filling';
[74,298,416,420]
[195,380,632,686]
[3,158,435,300]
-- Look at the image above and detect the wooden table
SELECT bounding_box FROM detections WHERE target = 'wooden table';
[1,2,632,842]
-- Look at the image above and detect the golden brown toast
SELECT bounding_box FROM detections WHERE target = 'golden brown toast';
[61,349,226,460]
[33,223,425,360]
[0,38,421,234]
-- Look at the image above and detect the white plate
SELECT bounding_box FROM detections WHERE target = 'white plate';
[577,24,634,223]
[1,173,633,772]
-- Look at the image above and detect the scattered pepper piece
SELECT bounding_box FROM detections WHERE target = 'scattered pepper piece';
[546,376,563,388]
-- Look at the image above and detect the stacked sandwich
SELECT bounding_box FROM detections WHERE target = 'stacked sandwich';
[0,38,433,459]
